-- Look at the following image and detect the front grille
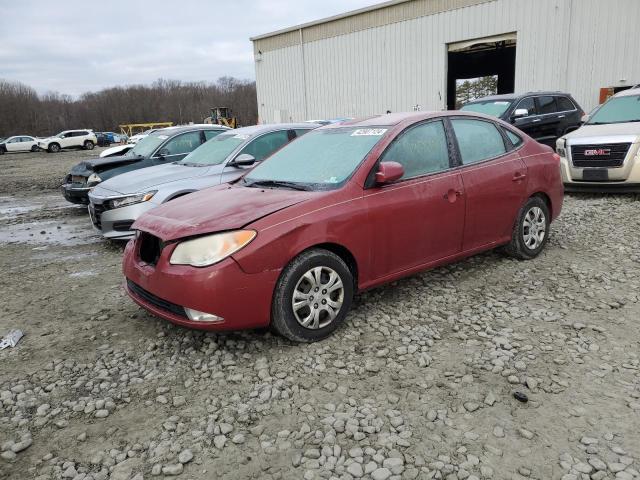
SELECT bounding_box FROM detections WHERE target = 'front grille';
[571,143,631,168]
[139,232,163,265]
[71,175,87,184]
[127,280,186,318]
[90,203,106,229]
[113,221,134,232]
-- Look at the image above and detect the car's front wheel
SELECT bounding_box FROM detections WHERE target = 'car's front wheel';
[84,140,95,150]
[505,196,550,260]
[31,145,39,152]
[48,143,60,153]
[271,249,354,342]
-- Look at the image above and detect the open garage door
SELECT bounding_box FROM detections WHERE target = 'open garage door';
[447,33,517,110]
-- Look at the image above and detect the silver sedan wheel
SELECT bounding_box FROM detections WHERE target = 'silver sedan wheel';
[292,266,344,329]
[522,206,546,250]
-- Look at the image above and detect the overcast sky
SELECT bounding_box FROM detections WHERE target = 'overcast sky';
[0,0,381,97]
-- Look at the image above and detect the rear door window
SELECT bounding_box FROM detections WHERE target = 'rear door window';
[556,96,576,111]
[504,129,523,148]
[294,129,313,138]
[451,119,507,164]
[537,96,558,115]
[380,120,450,179]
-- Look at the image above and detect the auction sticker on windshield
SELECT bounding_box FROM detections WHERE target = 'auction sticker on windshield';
[351,129,387,136]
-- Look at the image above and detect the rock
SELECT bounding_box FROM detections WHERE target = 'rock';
[484,392,496,406]
[347,462,364,478]
[173,396,186,407]
[493,426,505,438]
[371,468,392,480]
[213,435,227,449]
[518,428,534,439]
[178,449,193,464]
[1,451,16,461]
[162,464,184,476]
[62,466,78,478]
[608,463,626,473]
[588,458,607,471]
[94,409,109,418]
[464,402,480,412]
[11,438,32,453]
[232,434,245,444]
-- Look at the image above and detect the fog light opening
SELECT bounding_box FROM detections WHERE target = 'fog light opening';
[184,307,224,323]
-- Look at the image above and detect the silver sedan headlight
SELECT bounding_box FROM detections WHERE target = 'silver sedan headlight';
[170,230,257,267]
[108,191,157,209]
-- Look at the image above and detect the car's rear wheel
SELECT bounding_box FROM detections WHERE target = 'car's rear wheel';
[0,147,5,155]
[84,140,94,150]
[48,143,60,153]
[271,249,354,342]
[505,196,550,260]
[31,145,39,152]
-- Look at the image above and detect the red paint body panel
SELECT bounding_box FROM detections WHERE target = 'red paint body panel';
[459,151,528,251]
[123,111,564,332]
[122,239,279,330]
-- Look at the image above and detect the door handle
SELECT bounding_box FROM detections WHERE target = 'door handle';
[532,118,542,123]
[512,172,527,182]
[557,115,566,119]
[443,189,463,202]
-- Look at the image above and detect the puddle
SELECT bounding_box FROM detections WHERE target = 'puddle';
[0,219,101,246]
[0,195,100,246]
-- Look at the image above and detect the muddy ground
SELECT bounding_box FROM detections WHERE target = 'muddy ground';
[0,148,639,480]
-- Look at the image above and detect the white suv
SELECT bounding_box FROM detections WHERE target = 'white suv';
[38,130,98,153]
[557,88,640,192]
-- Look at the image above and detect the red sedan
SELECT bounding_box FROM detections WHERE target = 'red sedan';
[123,112,563,342]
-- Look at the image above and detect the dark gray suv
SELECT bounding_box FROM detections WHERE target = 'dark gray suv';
[461,92,584,148]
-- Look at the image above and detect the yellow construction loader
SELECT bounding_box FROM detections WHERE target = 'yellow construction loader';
[204,107,237,129]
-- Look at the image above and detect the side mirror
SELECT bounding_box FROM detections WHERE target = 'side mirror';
[157,148,170,158]
[513,108,529,119]
[580,114,590,124]
[229,153,256,168]
[375,161,404,185]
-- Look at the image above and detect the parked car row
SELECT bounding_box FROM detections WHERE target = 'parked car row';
[462,87,640,192]
[58,110,564,342]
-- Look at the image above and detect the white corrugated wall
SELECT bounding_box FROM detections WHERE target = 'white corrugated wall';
[254,0,640,123]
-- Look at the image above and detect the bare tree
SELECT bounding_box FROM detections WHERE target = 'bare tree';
[0,77,258,137]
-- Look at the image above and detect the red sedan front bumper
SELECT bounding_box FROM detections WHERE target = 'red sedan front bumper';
[122,238,280,331]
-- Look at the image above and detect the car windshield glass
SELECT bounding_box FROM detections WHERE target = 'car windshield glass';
[178,132,246,166]
[55,132,66,138]
[128,133,167,157]
[587,95,640,124]
[460,100,513,118]
[244,127,387,190]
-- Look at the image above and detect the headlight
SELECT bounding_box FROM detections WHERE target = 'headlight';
[556,138,566,158]
[170,230,257,267]
[108,191,157,209]
[87,173,102,185]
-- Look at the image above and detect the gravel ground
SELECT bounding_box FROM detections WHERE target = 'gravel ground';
[1,149,639,480]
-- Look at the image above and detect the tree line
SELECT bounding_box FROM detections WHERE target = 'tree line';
[0,77,258,138]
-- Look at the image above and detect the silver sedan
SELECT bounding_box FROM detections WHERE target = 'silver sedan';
[88,123,319,240]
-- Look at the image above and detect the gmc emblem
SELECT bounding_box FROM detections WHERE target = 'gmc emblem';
[584,148,611,156]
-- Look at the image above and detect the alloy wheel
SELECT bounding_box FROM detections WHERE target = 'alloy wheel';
[291,266,344,329]
[522,206,546,250]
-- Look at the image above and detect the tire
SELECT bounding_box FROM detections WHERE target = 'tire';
[271,249,354,342]
[48,143,60,153]
[84,140,95,150]
[31,145,39,152]
[0,148,5,155]
[505,196,550,260]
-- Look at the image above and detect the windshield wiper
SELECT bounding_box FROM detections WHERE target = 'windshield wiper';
[245,180,310,191]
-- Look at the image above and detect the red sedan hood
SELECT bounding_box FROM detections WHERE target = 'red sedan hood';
[133,184,315,241]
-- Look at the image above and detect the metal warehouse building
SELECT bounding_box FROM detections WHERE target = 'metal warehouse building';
[250,0,640,123]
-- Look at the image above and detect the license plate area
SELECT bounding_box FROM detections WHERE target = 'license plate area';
[71,175,86,183]
[582,169,609,181]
